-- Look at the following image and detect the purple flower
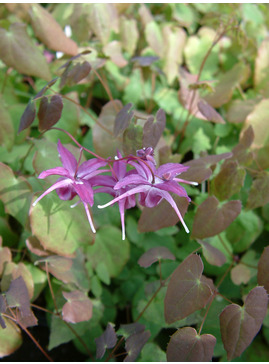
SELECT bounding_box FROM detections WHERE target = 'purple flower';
[32,140,108,233]
[92,151,136,240]
[98,154,198,234]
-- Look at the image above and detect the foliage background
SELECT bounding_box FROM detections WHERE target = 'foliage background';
[0,3,269,362]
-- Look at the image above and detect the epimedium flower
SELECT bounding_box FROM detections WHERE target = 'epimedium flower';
[98,149,198,234]
[32,140,108,233]
[91,151,136,240]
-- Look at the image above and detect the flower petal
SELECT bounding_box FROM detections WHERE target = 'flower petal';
[118,200,126,240]
[157,163,189,179]
[114,174,151,190]
[38,167,70,179]
[57,140,77,175]
[32,178,72,206]
[77,159,108,179]
[157,181,191,202]
[73,180,94,206]
[98,185,151,209]
[83,202,96,234]
[90,175,116,188]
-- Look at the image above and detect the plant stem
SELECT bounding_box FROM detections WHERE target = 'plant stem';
[198,295,215,335]
[45,261,59,314]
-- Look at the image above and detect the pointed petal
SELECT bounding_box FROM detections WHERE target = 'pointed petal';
[144,188,163,207]
[157,181,191,201]
[77,159,108,178]
[113,156,127,180]
[114,174,151,190]
[83,202,96,233]
[57,140,77,175]
[157,163,189,179]
[32,179,72,206]
[155,189,189,233]
[38,167,70,179]
[73,180,94,205]
[174,178,199,186]
[98,185,151,209]
[90,175,116,187]
[118,200,126,240]
[129,160,155,182]
[94,186,115,196]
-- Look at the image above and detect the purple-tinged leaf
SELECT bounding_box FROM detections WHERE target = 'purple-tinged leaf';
[18,100,36,133]
[143,109,166,148]
[0,23,51,80]
[192,196,241,239]
[1,262,34,300]
[0,295,7,329]
[231,126,254,166]
[180,152,233,184]
[166,327,216,362]
[26,236,49,257]
[204,63,249,108]
[198,99,225,124]
[33,78,59,100]
[92,100,123,158]
[138,195,189,233]
[211,161,246,201]
[197,239,226,267]
[120,17,139,56]
[0,245,12,276]
[103,41,128,68]
[0,318,22,358]
[38,95,63,131]
[123,123,143,156]
[220,286,268,360]
[118,323,145,338]
[226,97,262,124]
[62,290,92,324]
[60,61,92,88]
[114,103,134,137]
[131,55,159,67]
[255,38,269,95]
[95,323,117,359]
[124,330,151,362]
[257,246,269,293]
[231,264,251,285]
[29,4,78,55]
[164,254,213,324]
[138,246,175,268]
[5,277,37,328]
[246,172,269,210]
[145,21,164,57]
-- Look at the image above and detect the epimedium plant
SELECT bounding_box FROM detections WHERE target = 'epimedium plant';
[0,3,269,362]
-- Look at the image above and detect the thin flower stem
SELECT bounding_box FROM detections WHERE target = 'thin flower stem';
[106,337,125,362]
[198,295,215,335]
[45,261,59,314]
[240,261,257,270]
[216,262,234,289]
[92,69,120,112]
[135,283,163,323]
[31,303,56,316]
[2,313,53,362]
[158,259,162,283]
[218,234,233,258]
[216,292,234,304]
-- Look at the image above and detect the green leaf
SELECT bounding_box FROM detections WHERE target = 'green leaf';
[120,17,138,56]
[103,41,127,68]
[89,4,118,45]
[0,319,22,358]
[257,246,269,294]
[0,99,14,150]
[164,254,213,324]
[255,37,269,96]
[0,162,32,226]
[225,210,263,253]
[86,226,130,278]
[138,246,175,268]
[145,21,164,57]
[0,23,51,80]
[192,127,211,155]
[30,194,94,256]
[166,327,216,362]
[122,123,143,156]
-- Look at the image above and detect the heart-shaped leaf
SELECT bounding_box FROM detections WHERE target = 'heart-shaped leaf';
[197,239,226,267]
[166,327,216,362]
[246,172,269,210]
[38,95,63,131]
[143,109,166,148]
[192,196,241,239]
[0,23,51,80]
[164,254,213,324]
[95,323,117,359]
[138,246,175,268]
[114,103,134,137]
[124,330,151,362]
[220,286,268,360]
[230,264,251,285]
[62,290,92,324]
[29,4,78,55]
[257,246,269,293]
[0,318,22,358]
[198,99,225,124]
[18,100,36,133]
